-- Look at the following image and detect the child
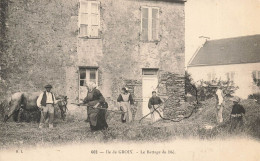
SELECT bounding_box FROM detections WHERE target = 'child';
[229,96,246,133]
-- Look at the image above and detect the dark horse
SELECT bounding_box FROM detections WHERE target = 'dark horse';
[3,92,68,122]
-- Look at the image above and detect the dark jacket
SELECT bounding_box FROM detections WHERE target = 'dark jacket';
[83,88,105,107]
[148,96,162,109]
[231,104,245,115]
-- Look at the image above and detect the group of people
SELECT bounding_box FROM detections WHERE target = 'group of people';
[37,82,164,131]
[214,86,246,132]
[37,83,245,132]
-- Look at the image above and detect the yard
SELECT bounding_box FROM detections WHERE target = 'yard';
[0,98,259,149]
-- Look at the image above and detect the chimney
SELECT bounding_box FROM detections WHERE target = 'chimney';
[199,36,210,47]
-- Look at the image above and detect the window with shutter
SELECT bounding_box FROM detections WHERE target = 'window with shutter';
[141,6,159,42]
[152,8,159,40]
[141,8,149,41]
[252,71,260,84]
[231,72,235,82]
[207,73,211,81]
[79,1,100,38]
[226,72,235,82]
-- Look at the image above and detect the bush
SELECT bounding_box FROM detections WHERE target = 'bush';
[202,79,238,98]
[185,71,239,103]
[248,93,260,104]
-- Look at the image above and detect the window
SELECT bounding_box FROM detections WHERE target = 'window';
[142,68,158,75]
[79,1,100,38]
[79,67,98,87]
[252,71,260,84]
[207,73,216,82]
[141,6,159,41]
[226,72,235,82]
[79,68,87,86]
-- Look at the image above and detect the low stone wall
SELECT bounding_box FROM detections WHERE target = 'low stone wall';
[158,72,185,118]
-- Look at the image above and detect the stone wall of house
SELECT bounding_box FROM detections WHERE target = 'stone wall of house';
[1,0,78,97]
[0,0,9,100]
[75,0,185,108]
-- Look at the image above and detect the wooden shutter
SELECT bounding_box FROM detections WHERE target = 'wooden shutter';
[231,72,235,82]
[151,8,159,41]
[226,72,230,80]
[141,7,149,41]
[90,1,100,38]
[252,71,257,79]
[212,73,216,80]
[207,73,211,81]
[79,1,89,37]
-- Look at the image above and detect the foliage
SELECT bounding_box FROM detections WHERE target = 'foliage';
[248,93,260,104]
[201,78,239,98]
[185,71,199,104]
[252,72,260,87]
[185,71,239,103]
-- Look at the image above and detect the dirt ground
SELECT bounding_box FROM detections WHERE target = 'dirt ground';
[0,98,259,149]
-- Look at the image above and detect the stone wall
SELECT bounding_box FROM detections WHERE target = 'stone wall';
[1,0,78,97]
[74,0,185,106]
[158,72,185,118]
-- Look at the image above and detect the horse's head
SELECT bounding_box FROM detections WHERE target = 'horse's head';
[56,96,68,120]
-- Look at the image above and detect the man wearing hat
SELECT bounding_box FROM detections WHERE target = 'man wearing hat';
[36,84,57,128]
[229,96,246,132]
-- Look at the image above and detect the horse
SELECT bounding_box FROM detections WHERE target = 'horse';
[3,92,68,122]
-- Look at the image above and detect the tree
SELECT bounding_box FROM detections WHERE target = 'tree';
[185,71,239,103]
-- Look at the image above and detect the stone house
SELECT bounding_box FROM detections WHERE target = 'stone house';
[0,0,185,119]
[188,35,260,99]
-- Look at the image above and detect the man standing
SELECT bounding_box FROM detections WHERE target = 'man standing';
[148,91,163,123]
[37,84,57,129]
[215,86,224,123]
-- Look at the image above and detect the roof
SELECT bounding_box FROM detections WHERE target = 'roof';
[188,35,260,67]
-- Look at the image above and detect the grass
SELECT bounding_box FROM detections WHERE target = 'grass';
[0,98,259,149]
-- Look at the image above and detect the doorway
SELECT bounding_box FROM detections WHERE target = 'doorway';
[142,68,158,117]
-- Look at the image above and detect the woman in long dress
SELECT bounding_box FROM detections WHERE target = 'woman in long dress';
[117,87,134,123]
[83,82,108,131]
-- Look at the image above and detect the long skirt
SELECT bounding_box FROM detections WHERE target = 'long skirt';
[150,105,163,123]
[229,116,244,133]
[87,106,108,131]
[120,102,132,123]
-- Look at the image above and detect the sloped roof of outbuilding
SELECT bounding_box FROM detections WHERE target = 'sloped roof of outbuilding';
[188,35,260,67]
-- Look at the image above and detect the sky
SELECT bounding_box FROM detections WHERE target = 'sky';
[185,0,260,66]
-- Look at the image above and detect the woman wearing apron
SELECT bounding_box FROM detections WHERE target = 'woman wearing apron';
[83,82,108,131]
[117,87,134,123]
